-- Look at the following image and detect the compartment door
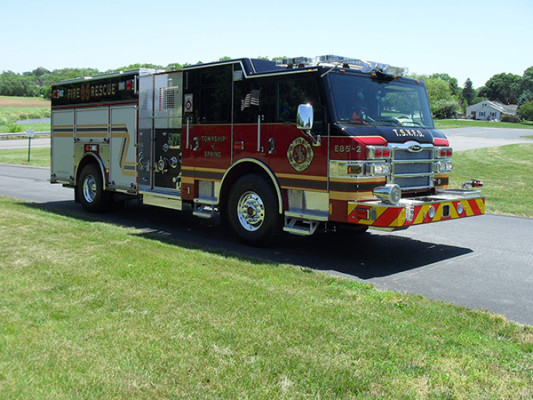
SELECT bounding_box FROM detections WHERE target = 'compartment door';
[51,110,74,182]
[110,106,137,189]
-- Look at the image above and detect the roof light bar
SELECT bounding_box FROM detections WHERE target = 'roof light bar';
[276,57,315,67]
[277,55,408,76]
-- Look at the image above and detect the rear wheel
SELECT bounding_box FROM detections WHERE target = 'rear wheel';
[227,174,281,246]
[77,164,112,212]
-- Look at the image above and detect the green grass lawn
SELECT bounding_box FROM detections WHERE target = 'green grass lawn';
[435,119,533,130]
[0,146,50,166]
[0,197,531,399]
[450,143,533,217]
[0,122,51,133]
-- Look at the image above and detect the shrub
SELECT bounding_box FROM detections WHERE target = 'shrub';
[432,99,460,119]
[29,110,47,119]
[6,123,23,133]
[501,114,522,123]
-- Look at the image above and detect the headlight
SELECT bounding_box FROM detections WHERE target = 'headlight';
[341,161,390,177]
[365,162,390,176]
[434,160,453,173]
[445,161,453,171]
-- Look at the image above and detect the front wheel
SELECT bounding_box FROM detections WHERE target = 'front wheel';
[77,164,112,212]
[227,174,281,246]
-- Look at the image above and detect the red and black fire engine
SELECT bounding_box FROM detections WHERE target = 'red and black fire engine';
[50,55,484,245]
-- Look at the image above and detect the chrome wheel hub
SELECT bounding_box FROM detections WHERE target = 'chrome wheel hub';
[237,191,265,232]
[82,175,97,203]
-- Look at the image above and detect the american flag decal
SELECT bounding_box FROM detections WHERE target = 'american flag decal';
[241,89,260,111]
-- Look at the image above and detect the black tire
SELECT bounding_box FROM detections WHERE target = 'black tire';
[227,174,281,246]
[77,164,112,212]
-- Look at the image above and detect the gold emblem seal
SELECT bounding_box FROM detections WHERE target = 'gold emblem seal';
[287,137,313,172]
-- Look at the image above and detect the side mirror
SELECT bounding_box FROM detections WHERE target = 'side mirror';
[297,104,313,130]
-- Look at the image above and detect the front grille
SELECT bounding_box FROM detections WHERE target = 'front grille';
[390,143,434,191]
[394,148,433,161]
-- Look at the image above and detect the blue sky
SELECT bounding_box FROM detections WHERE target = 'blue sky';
[1,0,532,88]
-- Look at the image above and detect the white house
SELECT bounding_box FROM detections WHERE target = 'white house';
[467,101,518,121]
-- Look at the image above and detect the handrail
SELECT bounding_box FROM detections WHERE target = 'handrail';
[0,132,50,138]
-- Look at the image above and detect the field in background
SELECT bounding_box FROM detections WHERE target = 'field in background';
[0,196,531,399]
[0,96,51,133]
[0,95,50,108]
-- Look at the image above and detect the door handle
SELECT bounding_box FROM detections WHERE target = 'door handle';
[268,137,275,154]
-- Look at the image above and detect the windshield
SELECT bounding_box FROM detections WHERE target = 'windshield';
[328,72,434,129]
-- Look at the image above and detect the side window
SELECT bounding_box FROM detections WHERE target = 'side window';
[234,78,275,123]
[276,76,323,128]
[193,65,232,124]
[234,74,323,129]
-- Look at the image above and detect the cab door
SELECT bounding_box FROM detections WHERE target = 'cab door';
[267,75,329,216]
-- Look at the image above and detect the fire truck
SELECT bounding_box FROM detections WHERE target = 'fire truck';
[50,55,485,245]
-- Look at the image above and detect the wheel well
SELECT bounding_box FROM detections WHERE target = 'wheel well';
[76,154,106,188]
[220,161,283,214]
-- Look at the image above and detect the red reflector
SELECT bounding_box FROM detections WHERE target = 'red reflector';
[126,80,133,90]
[233,141,244,150]
[375,148,382,157]
[355,136,387,145]
[355,207,369,220]
[447,148,453,157]
[84,144,99,154]
[383,148,391,158]
[440,148,447,157]
[434,138,449,146]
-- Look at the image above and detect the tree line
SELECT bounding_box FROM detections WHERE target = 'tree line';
[412,67,533,120]
[1,59,533,121]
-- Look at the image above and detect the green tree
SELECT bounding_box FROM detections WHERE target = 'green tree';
[412,74,460,117]
[167,62,183,70]
[518,66,533,105]
[113,63,164,72]
[462,78,477,105]
[430,73,460,97]
[481,73,521,104]
[0,71,40,97]
[425,78,453,109]
[32,67,50,77]
[517,100,533,121]
[462,99,468,115]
